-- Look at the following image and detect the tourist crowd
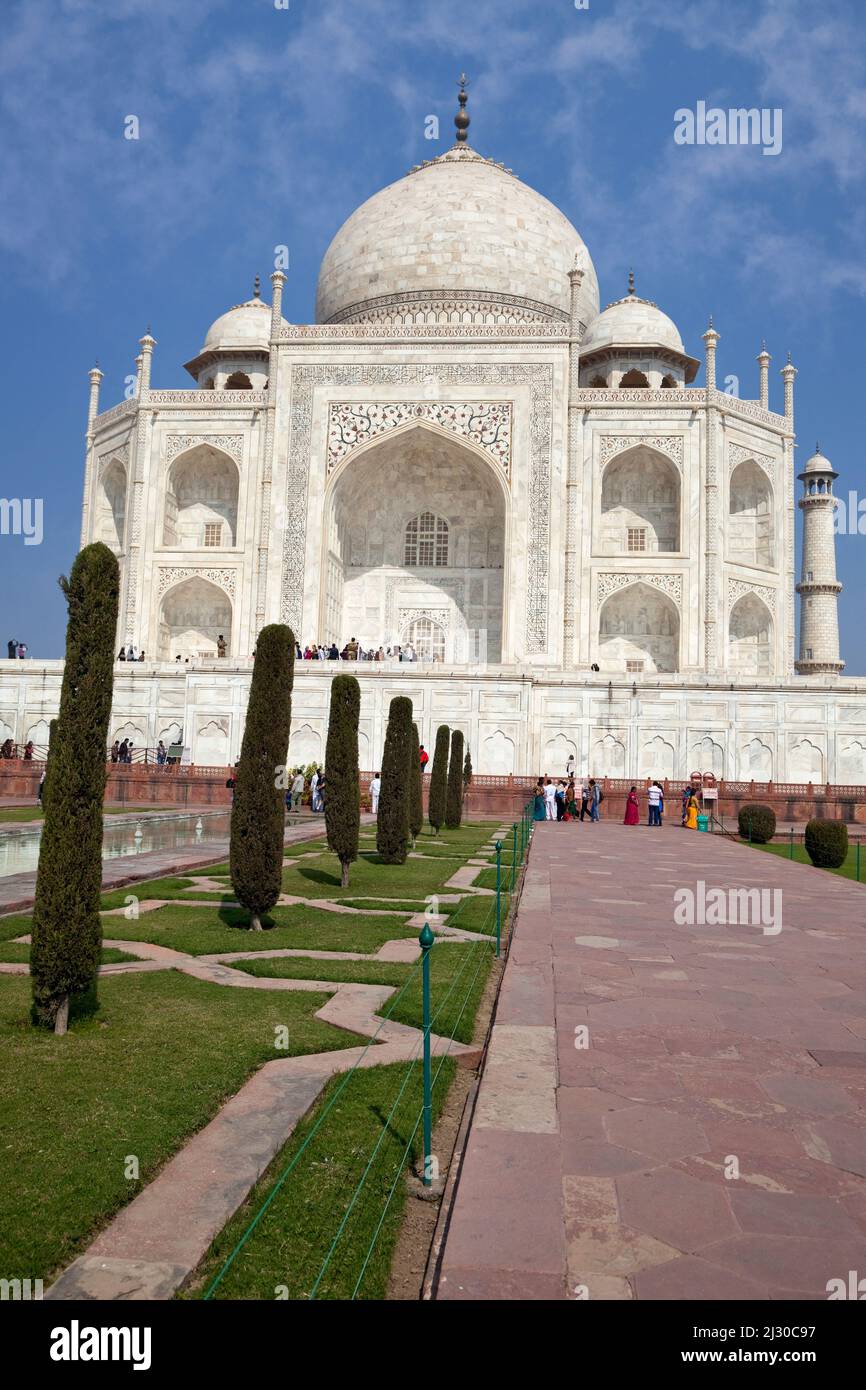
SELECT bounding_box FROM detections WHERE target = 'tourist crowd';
[295,639,424,663]
[533,766,702,829]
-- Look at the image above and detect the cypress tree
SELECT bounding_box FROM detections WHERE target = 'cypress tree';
[40,716,58,818]
[428,724,449,833]
[324,674,360,888]
[230,625,295,929]
[377,695,412,864]
[445,728,465,829]
[31,543,120,1033]
[463,748,473,790]
[408,721,423,846]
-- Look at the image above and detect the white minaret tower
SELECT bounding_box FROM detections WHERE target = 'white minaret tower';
[796,445,844,674]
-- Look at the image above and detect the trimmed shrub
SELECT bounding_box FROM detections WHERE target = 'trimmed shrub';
[445,729,465,830]
[230,625,295,929]
[377,696,413,864]
[409,721,423,845]
[324,675,360,887]
[805,818,849,869]
[738,803,776,844]
[428,724,449,833]
[31,543,120,1032]
[463,748,473,790]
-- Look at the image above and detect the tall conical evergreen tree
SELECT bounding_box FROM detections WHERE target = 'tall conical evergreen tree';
[377,696,412,864]
[428,724,450,833]
[324,674,360,888]
[230,625,295,930]
[463,748,473,790]
[409,721,423,845]
[31,543,119,1033]
[445,728,465,830]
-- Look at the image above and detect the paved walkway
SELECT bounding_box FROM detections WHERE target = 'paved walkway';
[437,821,866,1300]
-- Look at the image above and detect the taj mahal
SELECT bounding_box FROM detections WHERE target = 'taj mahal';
[6,84,866,782]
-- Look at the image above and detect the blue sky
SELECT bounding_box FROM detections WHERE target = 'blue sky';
[2,0,865,668]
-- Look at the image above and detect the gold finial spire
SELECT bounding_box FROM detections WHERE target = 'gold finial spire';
[253,274,261,300]
[627,267,635,296]
[455,73,470,144]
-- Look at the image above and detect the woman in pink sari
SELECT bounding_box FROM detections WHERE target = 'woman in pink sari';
[623,786,640,826]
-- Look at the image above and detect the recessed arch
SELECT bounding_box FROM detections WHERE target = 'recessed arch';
[619,368,649,387]
[96,458,128,552]
[163,443,239,549]
[225,371,252,390]
[728,593,773,677]
[598,581,680,673]
[157,576,232,661]
[730,459,774,566]
[600,444,680,554]
[321,423,509,661]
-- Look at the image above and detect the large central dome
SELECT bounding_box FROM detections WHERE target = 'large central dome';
[315,143,599,328]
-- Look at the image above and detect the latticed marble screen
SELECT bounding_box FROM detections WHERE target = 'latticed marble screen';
[404,512,449,568]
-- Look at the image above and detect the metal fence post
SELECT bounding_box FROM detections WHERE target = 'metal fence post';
[419,921,434,1187]
[858,841,861,884]
[512,822,518,892]
[789,826,794,860]
[495,839,502,959]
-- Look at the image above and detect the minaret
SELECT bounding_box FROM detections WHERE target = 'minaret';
[796,445,844,674]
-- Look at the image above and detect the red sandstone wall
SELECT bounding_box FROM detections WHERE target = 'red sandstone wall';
[2,761,865,824]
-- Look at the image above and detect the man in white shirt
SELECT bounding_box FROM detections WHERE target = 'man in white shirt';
[647,782,662,827]
[370,772,382,815]
[543,777,557,821]
[310,768,320,812]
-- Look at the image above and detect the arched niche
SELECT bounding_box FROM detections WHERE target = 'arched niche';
[157,577,232,661]
[288,723,322,767]
[730,460,773,566]
[598,581,680,673]
[96,459,128,551]
[728,594,773,678]
[690,735,724,777]
[619,368,649,388]
[591,733,625,776]
[789,738,824,782]
[482,729,515,775]
[163,444,239,549]
[640,734,675,779]
[195,720,230,766]
[323,424,508,662]
[739,737,772,780]
[600,445,680,554]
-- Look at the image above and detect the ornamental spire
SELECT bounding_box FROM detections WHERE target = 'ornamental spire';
[455,73,470,144]
[253,274,261,300]
[627,267,635,296]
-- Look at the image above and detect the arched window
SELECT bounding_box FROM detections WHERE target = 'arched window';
[201,377,215,390]
[619,369,650,387]
[404,512,448,567]
[660,375,677,388]
[406,617,446,661]
[225,371,252,390]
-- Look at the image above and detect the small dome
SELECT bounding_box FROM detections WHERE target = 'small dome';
[202,287,288,352]
[802,445,834,474]
[315,144,599,327]
[582,285,684,355]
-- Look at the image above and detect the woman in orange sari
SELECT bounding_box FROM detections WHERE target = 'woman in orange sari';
[623,786,640,825]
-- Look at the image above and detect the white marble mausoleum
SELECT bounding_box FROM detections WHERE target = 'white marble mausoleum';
[4,87,866,781]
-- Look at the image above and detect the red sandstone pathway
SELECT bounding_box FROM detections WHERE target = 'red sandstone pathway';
[437,821,866,1301]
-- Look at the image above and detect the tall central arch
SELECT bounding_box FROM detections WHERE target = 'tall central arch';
[321,424,509,661]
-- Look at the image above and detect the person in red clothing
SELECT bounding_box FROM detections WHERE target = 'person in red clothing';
[419,745,429,772]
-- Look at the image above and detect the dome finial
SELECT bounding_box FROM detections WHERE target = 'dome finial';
[628,267,635,296]
[253,274,261,300]
[455,73,470,144]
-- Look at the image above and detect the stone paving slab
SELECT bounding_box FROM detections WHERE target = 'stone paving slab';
[437,821,866,1301]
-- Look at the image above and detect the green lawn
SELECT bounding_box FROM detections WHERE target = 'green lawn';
[96,902,419,955]
[231,938,493,1045]
[280,849,465,900]
[0,971,365,1282]
[747,839,865,884]
[0,943,136,965]
[186,1058,457,1301]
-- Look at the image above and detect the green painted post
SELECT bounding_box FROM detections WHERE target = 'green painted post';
[495,839,502,959]
[748,817,752,846]
[512,822,518,892]
[789,826,794,860]
[419,921,434,1187]
[857,841,861,884]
